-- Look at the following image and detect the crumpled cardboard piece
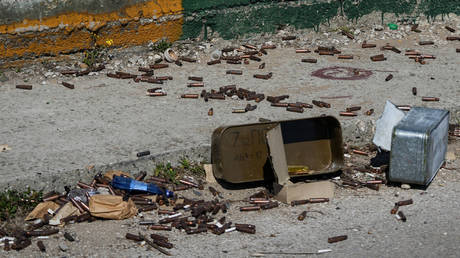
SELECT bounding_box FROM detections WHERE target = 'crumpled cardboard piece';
[266,124,335,203]
[25,201,60,221]
[103,170,133,180]
[89,195,137,220]
[204,164,217,183]
[49,202,81,225]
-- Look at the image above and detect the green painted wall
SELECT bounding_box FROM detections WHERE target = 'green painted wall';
[181,0,460,40]
[342,0,418,23]
[182,1,340,39]
[420,0,460,20]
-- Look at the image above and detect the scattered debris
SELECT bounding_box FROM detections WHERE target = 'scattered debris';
[61,82,74,89]
[0,144,11,152]
[16,84,32,90]
[137,151,150,157]
[328,235,348,243]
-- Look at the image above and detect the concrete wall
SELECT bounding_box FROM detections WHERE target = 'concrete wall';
[1,0,459,60]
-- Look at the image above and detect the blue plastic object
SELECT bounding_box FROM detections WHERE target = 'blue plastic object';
[111,176,174,198]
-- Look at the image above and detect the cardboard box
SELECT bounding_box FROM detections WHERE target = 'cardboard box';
[266,124,335,203]
[211,116,344,184]
[211,116,342,203]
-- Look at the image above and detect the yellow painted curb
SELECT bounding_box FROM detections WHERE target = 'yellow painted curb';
[0,0,183,59]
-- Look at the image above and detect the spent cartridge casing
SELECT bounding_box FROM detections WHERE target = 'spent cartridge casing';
[226,70,243,75]
[286,107,304,113]
[126,233,143,241]
[339,112,357,117]
[397,211,407,222]
[150,64,169,69]
[396,199,413,207]
[301,58,318,63]
[421,97,439,101]
[181,94,199,99]
[150,225,172,231]
[188,76,203,81]
[445,26,456,32]
[328,235,348,243]
[207,60,221,65]
[390,205,399,214]
[62,82,75,89]
[16,85,33,90]
[240,206,261,211]
[261,202,279,210]
[235,226,256,234]
[297,211,307,221]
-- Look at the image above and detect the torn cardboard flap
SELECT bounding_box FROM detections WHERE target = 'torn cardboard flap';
[274,181,335,203]
[49,202,81,225]
[266,124,335,203]
[25,201,60,221]
[204,164,217,183]
[266,124,290,185]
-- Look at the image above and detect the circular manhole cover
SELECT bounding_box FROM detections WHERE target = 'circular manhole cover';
[312,66,373,80]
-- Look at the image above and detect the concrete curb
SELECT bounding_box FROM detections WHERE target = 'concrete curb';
[4,145,211,192]
[3,104,458,191]
[1,0,459,60]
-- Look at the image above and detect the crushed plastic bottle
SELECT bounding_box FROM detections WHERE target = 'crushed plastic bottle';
[111,176,174,198]
[388,23,398,30]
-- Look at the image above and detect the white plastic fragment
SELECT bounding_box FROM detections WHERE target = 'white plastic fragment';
[372,101,406,151]
[225,227,236,233]
[210,49,222,60]
[164,48,178,62]
[0,237,15,242]
[317,249,332,254]
[167,213,182,219]
[49,218,61,226]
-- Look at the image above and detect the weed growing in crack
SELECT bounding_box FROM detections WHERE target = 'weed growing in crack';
[151,39,172,53]
[0,188,42,221]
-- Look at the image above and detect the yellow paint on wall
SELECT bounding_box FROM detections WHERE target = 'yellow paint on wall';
[0,0,182,34]
[95,18,183,47]
[0,0,183,59]
[1,30,93,58]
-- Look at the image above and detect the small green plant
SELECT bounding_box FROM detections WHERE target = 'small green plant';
[179,157,205,176]
[153,159,205,184]
[339,26,354,35]
[152,39,172,53]
[189,163,205,176]
[154,162,177,183]
[179,157,191,170]
[82,48,101,68]
[0,188,42,221]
